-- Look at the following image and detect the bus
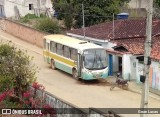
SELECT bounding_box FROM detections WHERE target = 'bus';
[43,34,108,80]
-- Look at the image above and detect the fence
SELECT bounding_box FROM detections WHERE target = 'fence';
[31,86,119,117]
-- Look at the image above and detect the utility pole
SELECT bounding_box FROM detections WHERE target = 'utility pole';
[112,13,115,39]
[140,0,153,117]
[82,3,85,39]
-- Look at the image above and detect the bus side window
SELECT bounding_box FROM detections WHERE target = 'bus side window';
[50,41,57,53]
[64,46,70,58]
[71,49,77,61]
[57,43,63,56]
[44,39,46,49]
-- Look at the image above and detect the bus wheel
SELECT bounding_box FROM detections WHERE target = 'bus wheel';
[72,69,78,79]
[51,59,56,70]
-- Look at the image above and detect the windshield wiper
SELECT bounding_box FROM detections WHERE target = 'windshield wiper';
[92,51,97,69]
[98,54,104,68]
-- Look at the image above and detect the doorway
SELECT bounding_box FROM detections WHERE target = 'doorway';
[118,57,122,75]
[0,5,4,17]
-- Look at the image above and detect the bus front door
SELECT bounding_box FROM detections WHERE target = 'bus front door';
[77,54,82,77]
[46,42,50,63]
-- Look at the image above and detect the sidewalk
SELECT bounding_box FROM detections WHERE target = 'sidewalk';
[107,76,160,101]
[0,30,160,102]
[128,81,160,101]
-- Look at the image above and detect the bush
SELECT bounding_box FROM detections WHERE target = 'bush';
[0,42,38,99]
[19,14,38,23]
[0,43,55,115]
[24,14,38,19]
[40,13,47,18]
[19,18,30,23]
[34,18,61,34]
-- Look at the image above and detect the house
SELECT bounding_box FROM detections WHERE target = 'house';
[66,19,160,91]
[0,0,53,18]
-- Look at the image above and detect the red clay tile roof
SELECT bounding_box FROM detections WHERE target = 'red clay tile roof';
[112,36,160,61]
[67,19,160,40]
[106,49,131,55]
[67,18,160,61]
[112,37,144,54]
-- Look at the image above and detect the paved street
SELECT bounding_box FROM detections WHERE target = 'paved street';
[0,31,160,117]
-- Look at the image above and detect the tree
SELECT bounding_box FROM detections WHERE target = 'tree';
[53,0,130,29]
[153,0,160,18]
[53,0,75,29]
[154,0,160,7]
[0,42,38,100]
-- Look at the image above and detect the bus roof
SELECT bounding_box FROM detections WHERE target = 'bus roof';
[44,34,103,51]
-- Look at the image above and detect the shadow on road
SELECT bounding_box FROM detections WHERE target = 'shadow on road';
[77,79,111,86]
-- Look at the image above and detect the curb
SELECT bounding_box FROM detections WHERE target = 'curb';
[128,88,141,94]
[128,88,160,101]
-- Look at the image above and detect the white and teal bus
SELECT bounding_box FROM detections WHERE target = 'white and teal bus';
[43,34,108,80]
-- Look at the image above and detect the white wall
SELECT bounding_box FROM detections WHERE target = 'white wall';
[0,0,4,5]
[130,56,137,80]
[135,60,160,90]
[4,0,34,17]
[151,61,160,72]
[128,0,148,9]
[3,0,53,18]
[150,61,160,90]
[122,54,132,80]
[101,42,116,49]
[112,55,119,73]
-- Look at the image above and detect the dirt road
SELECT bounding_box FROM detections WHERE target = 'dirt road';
[0,31,159,117]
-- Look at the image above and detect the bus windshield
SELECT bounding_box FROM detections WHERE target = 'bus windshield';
[84,49,107,70]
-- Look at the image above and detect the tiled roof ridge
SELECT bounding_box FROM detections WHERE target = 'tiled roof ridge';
[113,36,145,40]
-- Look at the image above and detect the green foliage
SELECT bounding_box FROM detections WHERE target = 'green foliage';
[19,14,38,23]
[0,75,13,92]
[153,0,160,18]
[24,13,39,19]
[20,13,47,23]
[34,18,61,34]
[53,0,130,28]
[19,18,30,23]
[0,42,38,97]
[0,44,13,56]
[2,99,20,108]
[40,13,47,18]
[64,15,73,29]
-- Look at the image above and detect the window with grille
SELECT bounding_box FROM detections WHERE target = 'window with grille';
[29,4,33,10]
